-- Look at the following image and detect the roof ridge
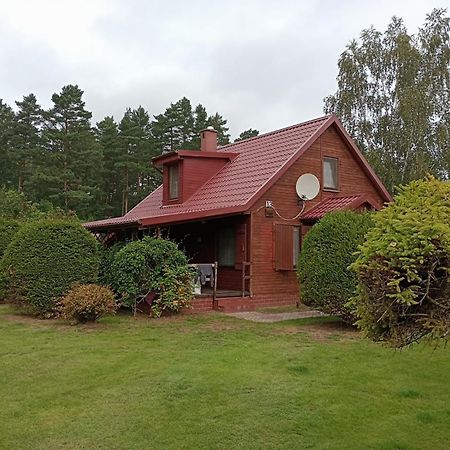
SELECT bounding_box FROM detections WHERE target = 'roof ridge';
[218,114,331,151]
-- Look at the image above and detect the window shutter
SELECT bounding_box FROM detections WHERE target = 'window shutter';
[274,224,294,271]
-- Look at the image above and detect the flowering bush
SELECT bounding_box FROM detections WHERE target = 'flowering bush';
[61,284,117,323]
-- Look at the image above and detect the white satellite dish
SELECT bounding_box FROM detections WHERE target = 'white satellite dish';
[296,173,320,201]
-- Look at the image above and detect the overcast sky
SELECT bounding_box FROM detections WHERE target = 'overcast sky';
[0,0,448,138]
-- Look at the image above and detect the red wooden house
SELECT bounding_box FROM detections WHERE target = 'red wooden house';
[85,115,391,312]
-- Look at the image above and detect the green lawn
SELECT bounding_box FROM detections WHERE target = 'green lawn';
[1,304,449,450]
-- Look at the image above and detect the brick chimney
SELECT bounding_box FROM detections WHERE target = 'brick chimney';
[200,126,218,152]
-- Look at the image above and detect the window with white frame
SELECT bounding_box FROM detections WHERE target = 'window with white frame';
[169,164,179,199]
[323,157,338,190]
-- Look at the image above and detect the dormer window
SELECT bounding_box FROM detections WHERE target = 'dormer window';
[169,164,179,199]
[323,157,338,191]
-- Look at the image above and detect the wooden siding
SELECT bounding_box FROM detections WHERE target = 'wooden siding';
[182,157,228,201]
[249,124,385,305]
[162,156,227,205]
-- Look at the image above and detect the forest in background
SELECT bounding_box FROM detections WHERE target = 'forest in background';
[0,89,259,220]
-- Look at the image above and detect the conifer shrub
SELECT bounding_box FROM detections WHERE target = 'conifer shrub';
[112,236,194,317]
[350,177,450,347]
[297,210,374,323]
[61,283,117,323]
[0,219,100,315]
[0,219,20,259]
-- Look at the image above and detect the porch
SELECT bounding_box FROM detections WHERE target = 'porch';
[166,215,253,305]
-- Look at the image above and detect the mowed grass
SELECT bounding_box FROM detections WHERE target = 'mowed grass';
[1,304,449,450]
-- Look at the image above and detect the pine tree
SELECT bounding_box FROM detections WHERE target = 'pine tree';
[207,112,230,146]
[118,106,158,214]
[0,100,15,188]
[151,98,233,151]
[96,116,121,216]
[188,104,209,149]
[193,104,208,133]
[43,85,102,217]
[152,97,195,153]
[11,94,43,193]
[235,128,259,142]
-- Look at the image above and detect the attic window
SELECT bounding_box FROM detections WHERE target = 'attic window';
[169,164,179,199]
[323,157,338,191]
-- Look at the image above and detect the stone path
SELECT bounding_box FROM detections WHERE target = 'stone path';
[226,310,327,323]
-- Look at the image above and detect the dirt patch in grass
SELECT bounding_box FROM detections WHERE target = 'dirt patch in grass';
[201,321,245,332]
[0,312,109,331]
[278,320,359,342]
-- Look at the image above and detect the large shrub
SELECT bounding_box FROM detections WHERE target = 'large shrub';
[112,236,194,317]
[0,219,100,315]
[0,219,20,259]
[350,177,450,347]
[61,284,117,323]
[99,241,126,287]
[298,210,374,323]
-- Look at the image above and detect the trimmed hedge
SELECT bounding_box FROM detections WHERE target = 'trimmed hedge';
[0,219,20,259]
[350,177,450,347]
[297,210,373,323]
[0,219,100,315]
[112,236,194,317]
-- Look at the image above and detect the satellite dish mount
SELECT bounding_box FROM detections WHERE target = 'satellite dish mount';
[295,174,320,205]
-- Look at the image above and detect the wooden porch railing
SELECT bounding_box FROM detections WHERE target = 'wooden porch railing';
[241,261,252,297]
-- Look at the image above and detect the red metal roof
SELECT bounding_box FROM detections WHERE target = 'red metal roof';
[84,115,391,230]
[301,194,376,221]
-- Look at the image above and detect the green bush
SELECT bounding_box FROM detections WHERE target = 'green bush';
[0,187,34,219]
[297,210,373,323]
[99,242,126,287]
[61,283,117,323]
[112,236,194,317]
[0,219,100,315]
[350,177,450,347]
[0,219,20,259]
[0,187,75,222]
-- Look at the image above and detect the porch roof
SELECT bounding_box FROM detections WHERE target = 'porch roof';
[300,194,376,222]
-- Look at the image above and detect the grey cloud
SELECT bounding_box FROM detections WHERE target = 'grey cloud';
[0,0,447,138]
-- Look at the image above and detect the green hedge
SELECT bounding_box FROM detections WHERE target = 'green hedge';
[112,236,194,317]
[350,177,450,347]
[0,219,100,315]
[297,210,373,323]
[0,219,20,259]
[99,242,126,287]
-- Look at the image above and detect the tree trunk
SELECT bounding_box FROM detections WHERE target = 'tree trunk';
[18,160,25,192]
[122,166,129,215]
